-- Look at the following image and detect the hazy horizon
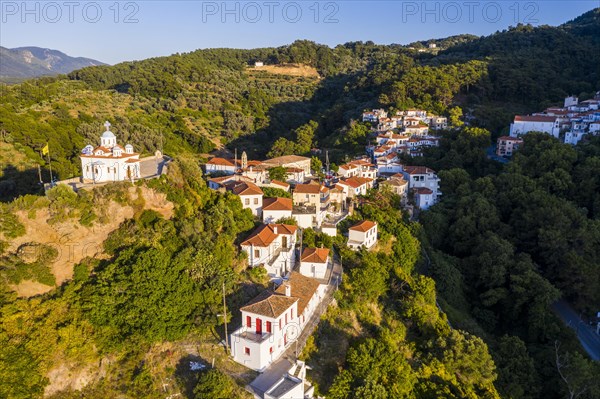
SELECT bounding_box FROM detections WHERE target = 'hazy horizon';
[1,1,598,65]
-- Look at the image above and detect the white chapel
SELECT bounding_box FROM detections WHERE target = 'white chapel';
[80,121,141,183]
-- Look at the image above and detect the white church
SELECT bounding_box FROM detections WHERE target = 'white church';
[80,122,141,183]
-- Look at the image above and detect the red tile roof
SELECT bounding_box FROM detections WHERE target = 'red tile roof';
[514,115,557,122]
[403,165,435,175]
[349,220,377,232]
[263,197,293,211]
[340,177,373,188]
[294,184,328,194]
[226,181,263,196]
[207,157,236,167]
[241,224,297,247]
[240,290,298,318]
[300,247,330,263]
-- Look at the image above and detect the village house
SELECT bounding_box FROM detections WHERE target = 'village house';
[263,155,312,177]
[328,185,347,212]
[379,174,409,202]
[224,180,264,217]
[230,272,325,371]
[336,176,374,198]
[80,122,141,183]
[292,183,330,211]
[299,247,330,280]
[337,159,378,180]
[413,187,435,210]
[262,197,293,224]
[376,152,403,175]
[362,108,388,122]
[404,122,430,136]
[496,136,523,157]
[285,167,306,184]
[240,224,297,277]
[205,157,238,175]
[428,115,448,130]
[402,166,441,201]
[347,220,378,250]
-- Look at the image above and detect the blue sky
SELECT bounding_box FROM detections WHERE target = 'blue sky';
[1,1,598,64]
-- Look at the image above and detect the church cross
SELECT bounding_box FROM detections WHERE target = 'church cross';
[104,121,111,131]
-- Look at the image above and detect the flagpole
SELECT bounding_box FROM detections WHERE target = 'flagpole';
[44,143,54,187]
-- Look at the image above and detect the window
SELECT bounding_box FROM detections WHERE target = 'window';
[270,347,273,354]
[254,249,260,258]
[245,198,250,205]
[246,316,251,328]
[279,319,282,330]
[290,309,293,319]
[266,321,272,333]
[285,313,288,325]
[254,198,259,204]
[244,347,250,355]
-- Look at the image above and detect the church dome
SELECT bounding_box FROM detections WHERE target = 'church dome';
[101,130,116,139]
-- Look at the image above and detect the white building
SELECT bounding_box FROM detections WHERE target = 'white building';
[413,187,435,210]
[241,224,297,277]
[205,157,238,175]
[230,272,325,371]
[336,177,374,198]
[262,197,293,224]
[225,181,264,217]
[263,155,312,177]
[264,361,315,399]
[402,166,441,201]
[299,247,330,280]
[509,115,560,138]
[80,121,141,183]
[348,220,378,250]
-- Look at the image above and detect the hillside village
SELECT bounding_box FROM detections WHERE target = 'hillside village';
[196,106,444,397]
[505,92,600,147]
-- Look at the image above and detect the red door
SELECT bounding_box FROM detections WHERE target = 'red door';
[256,318,262,334]
[266,321,272,333]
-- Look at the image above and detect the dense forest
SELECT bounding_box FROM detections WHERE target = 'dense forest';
[1,7,600,399]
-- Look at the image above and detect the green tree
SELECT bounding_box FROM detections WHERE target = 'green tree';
[268,166,287,182]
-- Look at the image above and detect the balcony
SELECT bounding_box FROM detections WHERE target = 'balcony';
[233,327,272,343]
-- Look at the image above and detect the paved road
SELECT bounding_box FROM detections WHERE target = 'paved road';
[249,254,342,397]
[552,300,600,361]
[486,145,509,164]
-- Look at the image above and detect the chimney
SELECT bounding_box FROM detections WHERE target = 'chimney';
[284,284,291,297]
[273,225,278,234]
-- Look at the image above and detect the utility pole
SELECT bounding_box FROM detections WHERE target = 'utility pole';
[222,282,229,353]
[37,164,43,185]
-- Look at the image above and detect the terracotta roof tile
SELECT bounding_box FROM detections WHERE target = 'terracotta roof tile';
[275,272,321,315]
[240,290,298,318]
[300,248,330,263]
[349,220,377,232]
[263,197,293,211]
[241,224,297,247]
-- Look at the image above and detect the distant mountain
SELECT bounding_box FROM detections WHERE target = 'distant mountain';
[0,46,106,80]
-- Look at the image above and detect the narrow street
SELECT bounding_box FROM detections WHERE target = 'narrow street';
[551,300,600,361]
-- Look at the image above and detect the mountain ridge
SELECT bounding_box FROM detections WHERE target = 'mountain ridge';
[0,46,106,80]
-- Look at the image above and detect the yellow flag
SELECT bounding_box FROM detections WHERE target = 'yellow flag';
[42,143,49,156]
